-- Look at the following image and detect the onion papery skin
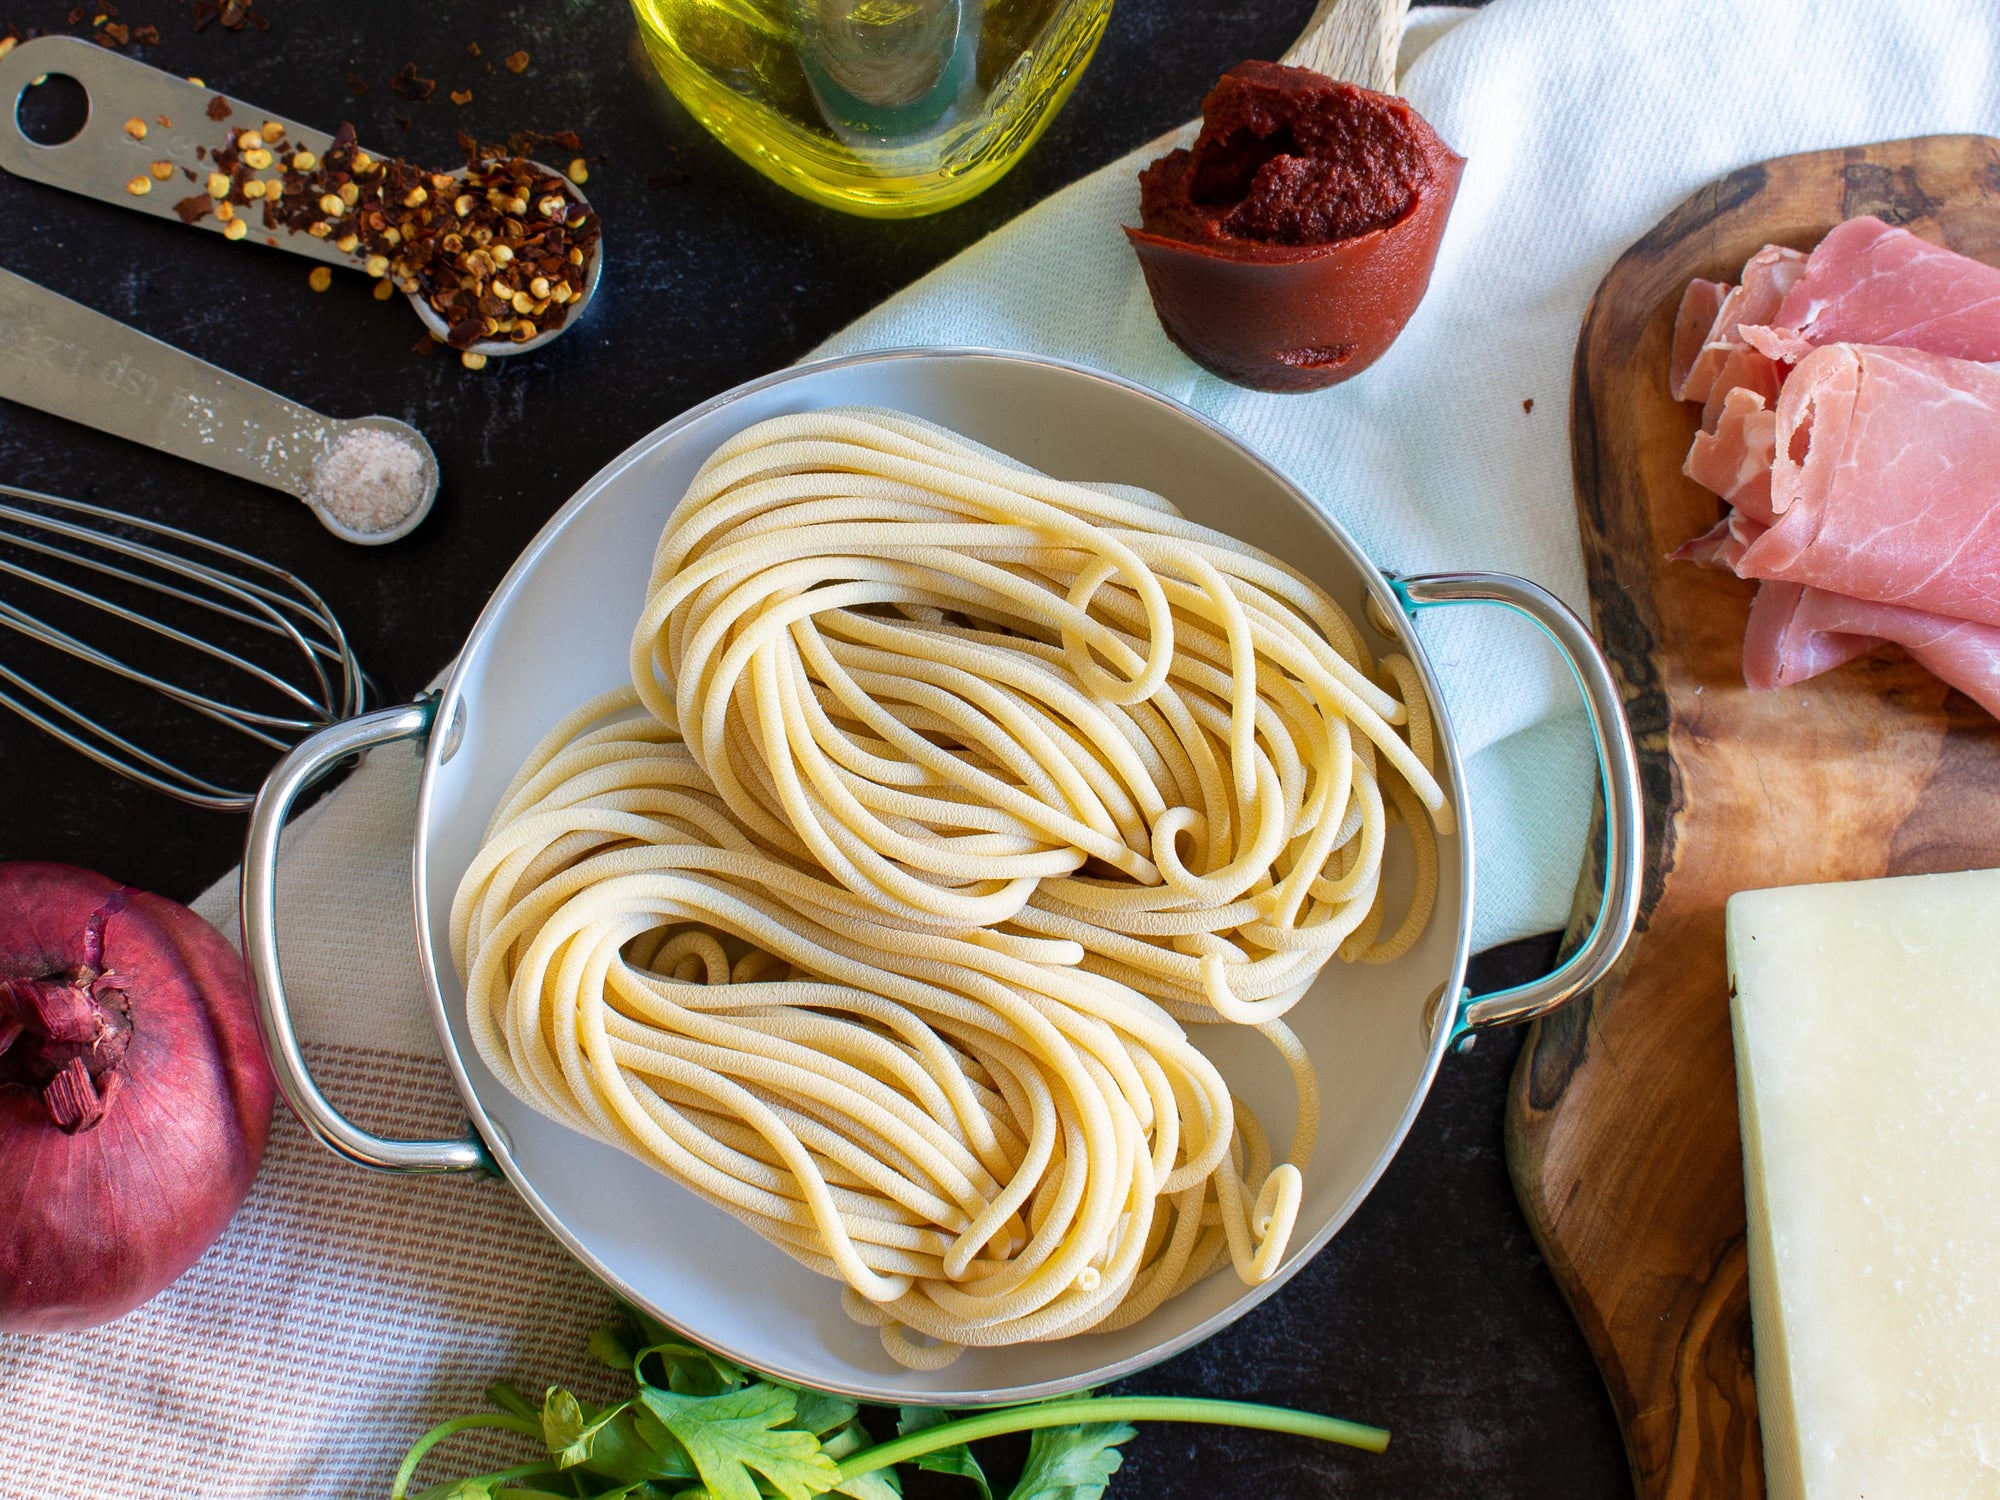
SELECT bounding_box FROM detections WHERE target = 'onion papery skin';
[0,863,276,1333]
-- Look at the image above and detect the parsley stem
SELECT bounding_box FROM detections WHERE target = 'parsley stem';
[389,1412,546,1499]
[834,1396,1389,1481]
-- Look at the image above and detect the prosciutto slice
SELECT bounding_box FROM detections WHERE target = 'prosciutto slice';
[1734,344,2000,628]
[1683,387,1777,522]
[1677,246,1808,406]
[1770,215,2000,360]
[1669,278,1728,400]
[1743,582,2000,715]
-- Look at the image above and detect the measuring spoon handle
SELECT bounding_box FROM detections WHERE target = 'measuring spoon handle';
[0,35,351,268]
[0,264,334,498]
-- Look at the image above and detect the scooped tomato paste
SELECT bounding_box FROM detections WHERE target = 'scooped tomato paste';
[1126,62,1464,392]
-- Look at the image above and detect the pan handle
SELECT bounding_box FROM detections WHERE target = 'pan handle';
[1391,572,1643,1041]
[241,696,494,1175]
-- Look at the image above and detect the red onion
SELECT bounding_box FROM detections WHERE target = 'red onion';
[0,862,275,1332]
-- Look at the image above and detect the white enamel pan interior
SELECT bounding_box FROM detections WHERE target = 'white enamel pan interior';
[242,347,1642,1405]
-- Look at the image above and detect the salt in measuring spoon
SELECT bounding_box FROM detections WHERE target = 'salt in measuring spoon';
[0,265,437,544]
[0,36,601,358]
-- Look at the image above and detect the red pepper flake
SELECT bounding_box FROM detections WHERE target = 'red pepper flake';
[217,0,254,30]
[190,0,216,30]
[345,72,369,97]
[450,88,473,106]
[504,49,529,74]
[393,112,414,132]
[205,94,232,121]
[131,22,157,43]
[390,62,436,102]
[465,41,481,59]
[172,193,210,224]
[91,22,127,46]
[1522,398,1534,414]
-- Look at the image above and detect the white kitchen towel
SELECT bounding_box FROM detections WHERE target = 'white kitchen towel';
[9,4,2000,1496]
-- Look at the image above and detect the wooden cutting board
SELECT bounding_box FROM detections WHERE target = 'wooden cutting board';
[1505,134,2000,1500]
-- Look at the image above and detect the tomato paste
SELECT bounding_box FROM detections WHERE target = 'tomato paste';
[1126,62,1464,392]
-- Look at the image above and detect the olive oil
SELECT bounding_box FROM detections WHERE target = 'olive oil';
[628,0,1113,216]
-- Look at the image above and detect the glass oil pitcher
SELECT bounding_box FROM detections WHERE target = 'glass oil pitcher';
[628,0,1114,216]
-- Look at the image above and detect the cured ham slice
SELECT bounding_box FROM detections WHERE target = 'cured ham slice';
[1683,387,1777,522]
[1699,344,1780,433]
[1743,582,2000,716]
[1672,509,1764,571]
[1742,582,1878,690]
[1735,344,2000,629]
[1771,215,2000,360]
[1679,245,1808,405]
[1670,278,1728,400]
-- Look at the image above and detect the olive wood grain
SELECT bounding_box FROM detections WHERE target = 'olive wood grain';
[1508,134,2000,1500]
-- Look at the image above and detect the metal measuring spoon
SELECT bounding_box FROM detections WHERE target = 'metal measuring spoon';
[0,265,437,544]
[0,36,600,358]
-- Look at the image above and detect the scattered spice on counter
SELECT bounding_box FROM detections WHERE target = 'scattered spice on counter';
[306,266,331,292]
[310,428,428,533]
[459,350,486,370]
[465,40,481,59]
[344,71,368,97]
[190,0,265,32]
[449,88,472,106]
[504,49,529,73]
[390,61,435,101]
[1523,398,1535,414]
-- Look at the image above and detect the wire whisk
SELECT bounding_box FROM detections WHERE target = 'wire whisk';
[0,484,369,811]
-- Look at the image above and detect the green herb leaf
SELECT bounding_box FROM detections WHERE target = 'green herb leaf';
[1004,1419,1136,1500]
[413,1480,502,1500]
[487,1382,540,1421]
[821,1420,902,1500]
[790,1387,860,1438]
[895,1406,991,1500]
[593,1406,698,1486]
[542,1386,635,1469]
[637,1382,842,1500]
[589,1326,636,1371]
[634,1339,750,1397]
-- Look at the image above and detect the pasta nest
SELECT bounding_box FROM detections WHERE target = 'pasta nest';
[457,409,1453,1368]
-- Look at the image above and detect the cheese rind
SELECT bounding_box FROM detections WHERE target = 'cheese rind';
[1727,868,2000,1500]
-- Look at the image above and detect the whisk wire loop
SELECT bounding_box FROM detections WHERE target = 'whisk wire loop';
[0,485,370,811]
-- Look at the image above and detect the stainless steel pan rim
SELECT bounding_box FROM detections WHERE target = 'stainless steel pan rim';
[242,347,1641,1405]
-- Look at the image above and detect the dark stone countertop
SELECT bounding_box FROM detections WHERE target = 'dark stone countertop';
[0,1,1630,1493]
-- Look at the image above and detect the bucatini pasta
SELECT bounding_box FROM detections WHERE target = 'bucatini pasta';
[454,408,1452,1367]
